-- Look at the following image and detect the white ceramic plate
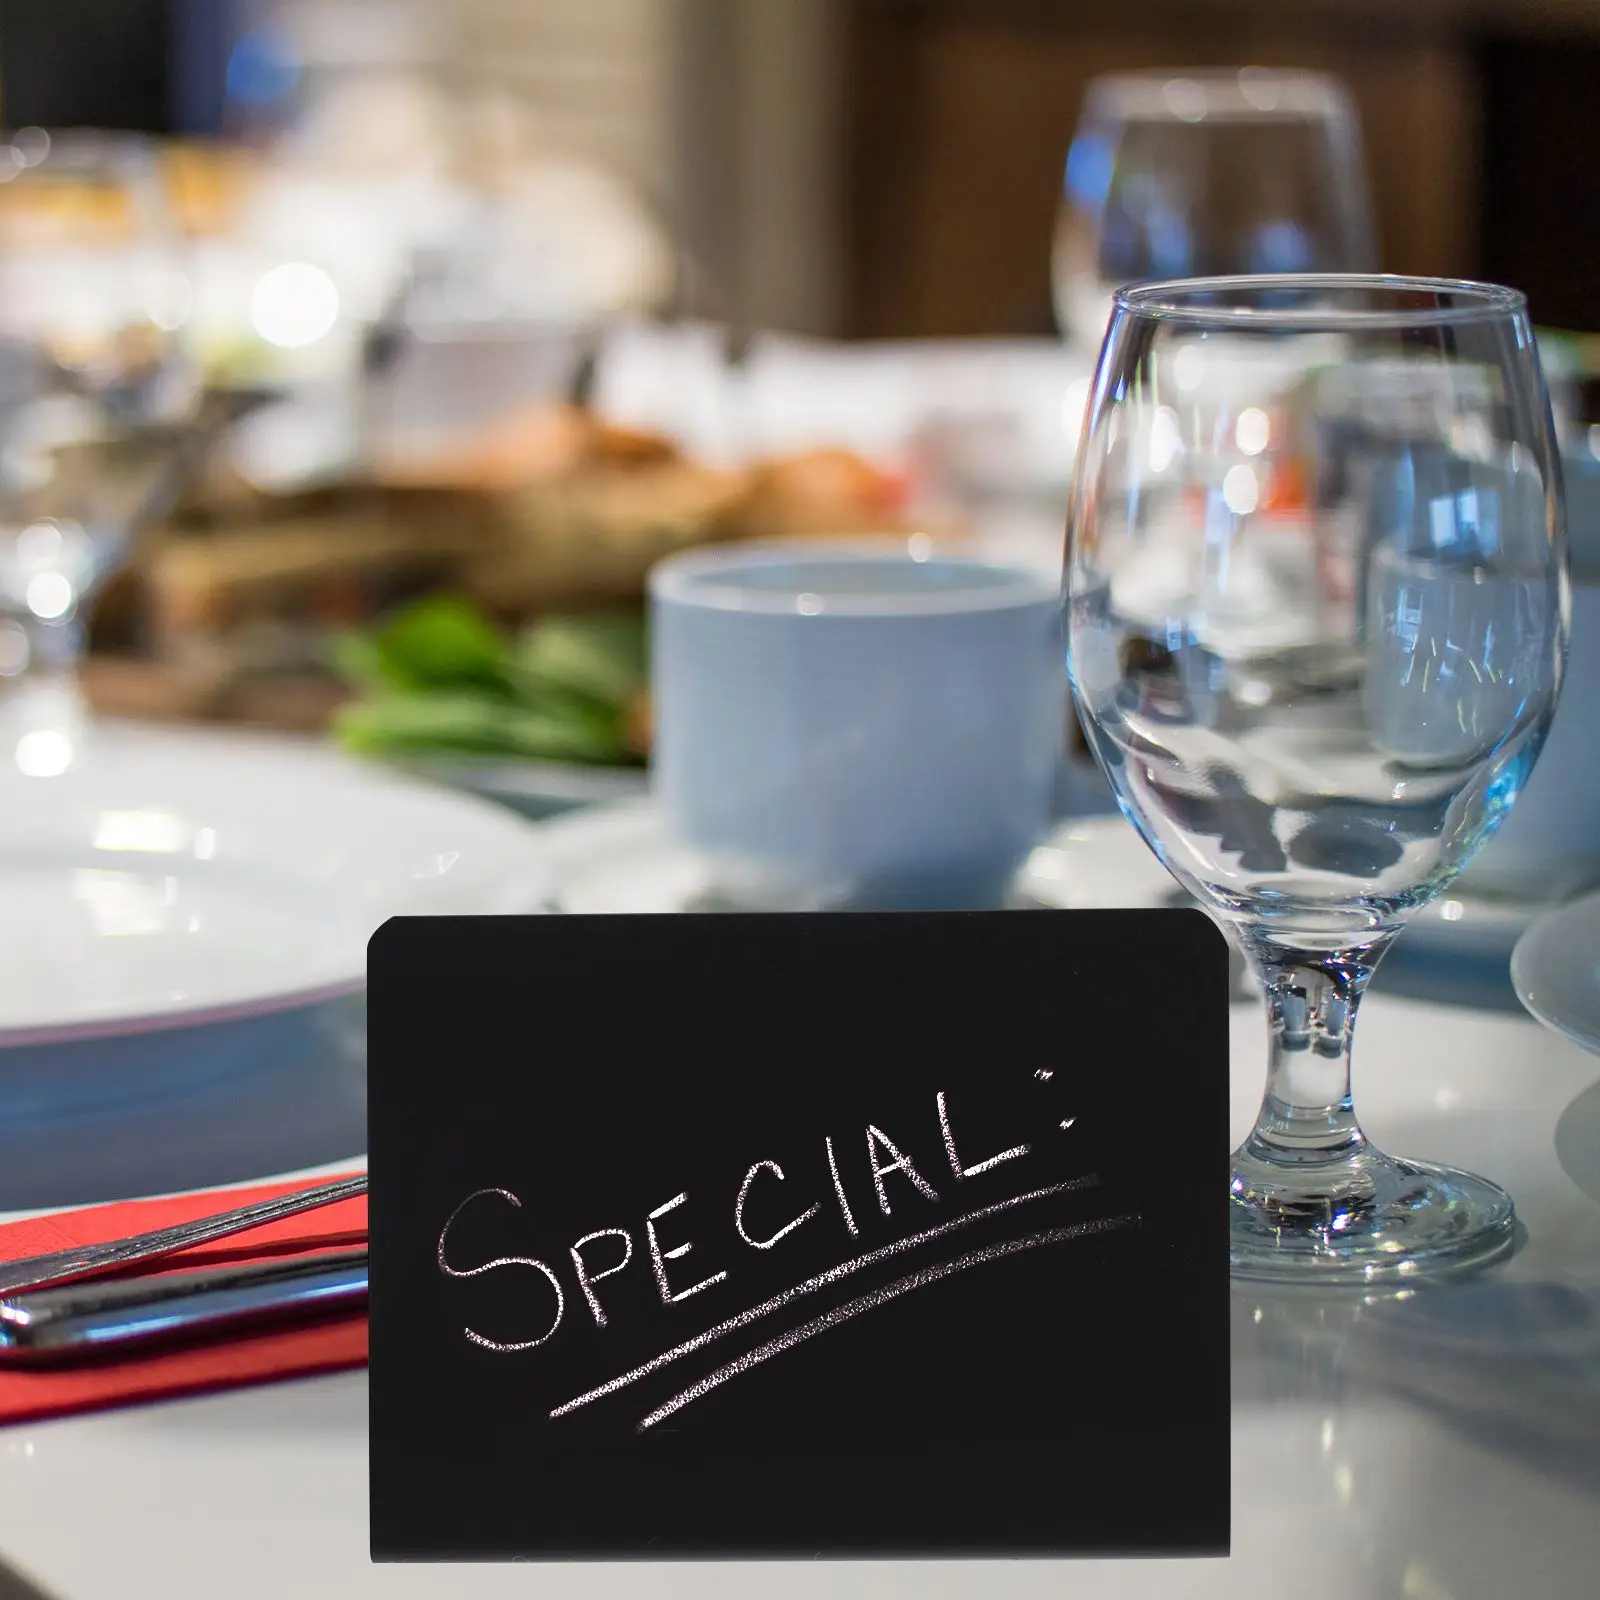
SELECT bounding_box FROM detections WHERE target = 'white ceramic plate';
[1511,889,1600,1056]
[0,997,368,1211]
[0,722,549,1047]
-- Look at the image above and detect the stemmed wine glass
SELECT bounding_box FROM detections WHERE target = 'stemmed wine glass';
[0,130,198,766]
[1053,70,1376,352]
[1065,275,1568,1280]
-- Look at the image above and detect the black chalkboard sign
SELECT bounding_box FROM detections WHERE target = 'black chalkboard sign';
[368,911,1230,1561]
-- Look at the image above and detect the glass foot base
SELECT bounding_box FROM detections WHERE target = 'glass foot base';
[1229,1143,1516,1283]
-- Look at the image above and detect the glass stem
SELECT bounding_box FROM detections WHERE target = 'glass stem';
[1240,939,1394,1171]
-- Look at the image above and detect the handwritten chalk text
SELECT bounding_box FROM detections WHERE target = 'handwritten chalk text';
[436,1088,1070,1356]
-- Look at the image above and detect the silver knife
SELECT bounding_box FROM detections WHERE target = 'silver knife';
[0,1248,368,1364]
[0,1174,367,1297]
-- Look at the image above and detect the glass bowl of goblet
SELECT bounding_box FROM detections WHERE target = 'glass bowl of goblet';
[1065,274,1568,1281]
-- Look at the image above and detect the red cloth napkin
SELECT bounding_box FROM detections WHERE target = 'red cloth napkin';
[0,1173,367,1426]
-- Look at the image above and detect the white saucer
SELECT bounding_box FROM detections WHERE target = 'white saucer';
[542,801,1542,973]
[537,801,1174,915]
[540,801,738,913]
[0,721,550,1046]
[1511,889,1600,1056]
[1402,892,1539,967]
[400,754,650,821]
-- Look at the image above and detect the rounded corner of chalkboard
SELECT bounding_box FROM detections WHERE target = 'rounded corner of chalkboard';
[1165,906,1235,974]
[365,915,409,967]
[1167,903,1225,940]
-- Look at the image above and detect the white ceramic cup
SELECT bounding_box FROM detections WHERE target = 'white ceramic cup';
[1463,454,1600,901]
[1460,580,1600,901]
[650,542,1065,910]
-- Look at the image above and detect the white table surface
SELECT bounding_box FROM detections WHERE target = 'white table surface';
[1,981,1596,1599]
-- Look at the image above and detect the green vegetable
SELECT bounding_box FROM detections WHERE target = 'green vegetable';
[335,694,625,764]
[332,596,648,767]
[516,613,647,710]
[345,595,516,697]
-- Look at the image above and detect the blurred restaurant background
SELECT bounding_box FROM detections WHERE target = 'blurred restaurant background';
[3,2,1600,1556]
[3,5,1600,1559]
[0,0,1596,780]
[5,0,1599,335]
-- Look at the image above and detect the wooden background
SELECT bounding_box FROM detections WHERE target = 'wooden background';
[842,0,1600,337]
[3,1,1593,340]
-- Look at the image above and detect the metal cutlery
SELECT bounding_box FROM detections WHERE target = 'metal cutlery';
[0,1248,368,1364]
[0,1174,367,1298]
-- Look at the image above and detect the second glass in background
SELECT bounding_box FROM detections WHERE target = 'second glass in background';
[1053,69,1377,351]
[0,129,199,739]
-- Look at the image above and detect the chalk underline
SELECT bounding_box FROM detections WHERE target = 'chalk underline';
[637,1214,1141,1431]
[549,1174,1103,1419]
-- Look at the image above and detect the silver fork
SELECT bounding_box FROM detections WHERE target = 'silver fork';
[0,1174,368,1297]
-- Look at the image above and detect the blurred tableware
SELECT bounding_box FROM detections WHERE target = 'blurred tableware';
[1067,274,1567,1281]
[1019,814,1531,970]
[0,1164,368,1423]
[1018,817,1251,994]
[0,130,199,689]
[1511,890,1600,1056]
[538,797,1097,917]
[1020,814,1537,1021]
[589,319,744,466]
[1537,332,1584,450]
[1017,816,1183,916]
[0,996,366,1213]
[1462,449,1600,901]
[539,800,741,914]
[1569,440,1600,534]
[1532,328,1600,453]
[651,542,1064,910]
[0,1174,365,1298]
[396,151,677,331]
[739,336,1087,487]
[401,754,648,822]
[0,1246,369,1364]
[1053,70,1376,350]
[590,325,1095,498]
[0,722,548,1047]
[531,745,1108,914]
[362,316,589,468]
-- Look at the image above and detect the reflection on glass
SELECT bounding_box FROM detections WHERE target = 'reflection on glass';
[0,129,198,729]
[1066,274,1567,1281]
[1054,71,1376,351]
